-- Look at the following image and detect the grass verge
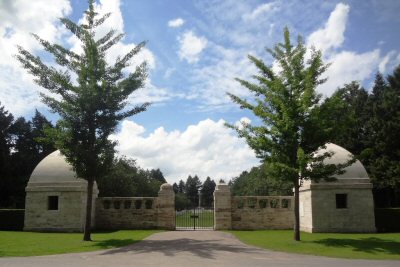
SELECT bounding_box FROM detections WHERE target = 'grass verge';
[0,230,160,257]
[228,230,400,260]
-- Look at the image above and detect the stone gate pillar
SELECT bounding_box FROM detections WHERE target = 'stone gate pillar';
[214,182,232,230]
[157,183,175,230]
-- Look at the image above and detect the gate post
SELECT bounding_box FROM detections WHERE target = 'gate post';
[157,183,175,230]
[214,182,232,230]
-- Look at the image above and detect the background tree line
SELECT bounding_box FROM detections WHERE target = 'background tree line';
[0,104,167,208]
[229,65,400,208]
[173,175,216,210]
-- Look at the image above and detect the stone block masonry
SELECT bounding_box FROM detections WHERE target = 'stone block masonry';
[231,196,294,230]
[95,183,175,230]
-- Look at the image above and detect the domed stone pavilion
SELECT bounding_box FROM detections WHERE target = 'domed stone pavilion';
[24,150,98,232]
[299,143,376,232]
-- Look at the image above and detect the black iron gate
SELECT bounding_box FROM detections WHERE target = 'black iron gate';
[175,207,214,230]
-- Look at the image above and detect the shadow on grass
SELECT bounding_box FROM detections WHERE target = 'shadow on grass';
[311,237,400,255]
[91,238,138,249]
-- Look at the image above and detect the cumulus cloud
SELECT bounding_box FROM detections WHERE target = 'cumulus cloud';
[307,3,350,55]
[68,0,156,71]
[178,31,208,63]
[320,50,381,95]
[110,118,258,183]
[168,18,185,28]
[308,3,396,95]
[0,0,71,115]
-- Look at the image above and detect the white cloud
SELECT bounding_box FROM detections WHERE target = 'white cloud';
[111,118,258,183]
[307,3,350,55]
[168,18,185,28]
[378,50,399,74]
[178,31,208,63]
[242,2,279,21]
[68,0,156,71]
[319,50,381,95]
[0,0,71,115]
[307,3,392,95]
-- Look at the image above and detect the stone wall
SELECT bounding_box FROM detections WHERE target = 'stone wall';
[95,183,175,230]
[231,196,294,230]
[213,182,294,230]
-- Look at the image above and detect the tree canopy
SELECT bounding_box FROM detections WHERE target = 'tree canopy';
[16,0,149,241]
[227,27,352,241]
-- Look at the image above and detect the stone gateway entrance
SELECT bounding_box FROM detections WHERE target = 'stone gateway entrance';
[175,207,214,230]
[24,143,376,233]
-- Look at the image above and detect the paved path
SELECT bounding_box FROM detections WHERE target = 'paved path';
[1,231,399,267]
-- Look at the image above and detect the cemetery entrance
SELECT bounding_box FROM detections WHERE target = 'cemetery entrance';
[175,196,214,230]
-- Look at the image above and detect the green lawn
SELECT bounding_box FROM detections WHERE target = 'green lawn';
[176,210,214,228]
[0,230,160,257]
[228,230,400,260]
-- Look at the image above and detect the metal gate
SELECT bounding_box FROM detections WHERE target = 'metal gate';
[175,207,214,230]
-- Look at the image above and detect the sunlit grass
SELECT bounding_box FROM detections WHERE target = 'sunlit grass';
[0,230,160,257]
[229,230,400,260]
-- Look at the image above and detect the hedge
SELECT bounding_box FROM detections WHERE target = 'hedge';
[375,208,400,232]
[0,209,25,231]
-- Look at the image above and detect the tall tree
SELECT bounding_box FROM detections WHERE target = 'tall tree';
[201,177,216,208]
[0,103,14,207]
[227,27,351,241]
[31,109,56,157]
[320,82,369,156]
[185,175,201,207]
[364,70,400,206]
[16,0,149,240]
[178,179,185,193]
[230,164,292,196]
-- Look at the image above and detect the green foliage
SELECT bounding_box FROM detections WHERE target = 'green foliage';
[322,67,400,207]
[201,177,216,207]
[230,164,292,196]
[0,104,55,208]
[375,208,400,232]
[16,0,148,181]
[97,157,166,197]
[227,27,353,240]
[16,0,149,240]
[175,193,190,211]
[185,175,202,207]
[0,209,24,231]
[0,230,160,257]
[227,27,351,185]
[229,230,400,260]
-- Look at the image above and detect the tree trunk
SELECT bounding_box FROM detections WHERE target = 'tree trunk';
[294,178,300,241]
[83,178,94,241]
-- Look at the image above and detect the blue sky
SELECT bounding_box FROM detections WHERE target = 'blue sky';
[0,0,399,183]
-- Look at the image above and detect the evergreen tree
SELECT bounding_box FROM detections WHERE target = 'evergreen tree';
[201,177,216,208]
[320,82,369,156]
[172,182,179,194]
[150,168,167,183]
[31,109,56,157]
[365,70,400,206]
[16,0,149,240]
[178,179,185,193]
[0,103,14,207]
[230,164,292,196]
[227,27,352,241]
[185,175,201,207]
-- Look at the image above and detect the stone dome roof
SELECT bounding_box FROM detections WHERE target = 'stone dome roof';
[313,143,370,183]
[29,150,85,184]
